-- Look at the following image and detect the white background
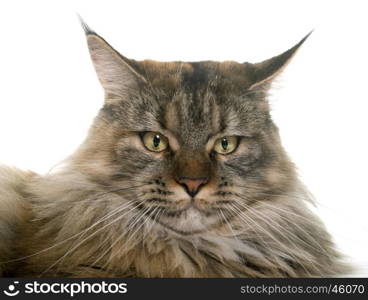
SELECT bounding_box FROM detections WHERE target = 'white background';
[0,0,367,275]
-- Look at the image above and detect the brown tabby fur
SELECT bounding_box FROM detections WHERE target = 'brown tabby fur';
[0,24,351,277]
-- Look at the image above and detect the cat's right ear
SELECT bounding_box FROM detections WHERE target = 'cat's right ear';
[80,18,146,100]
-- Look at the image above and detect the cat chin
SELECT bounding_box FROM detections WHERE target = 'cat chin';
[158,206,218,235]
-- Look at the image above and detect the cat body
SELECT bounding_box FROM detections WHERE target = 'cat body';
[0,25,350,277]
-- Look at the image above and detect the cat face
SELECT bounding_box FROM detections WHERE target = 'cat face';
[74,28,310,235]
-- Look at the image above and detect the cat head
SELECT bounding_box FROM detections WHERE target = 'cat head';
[73,22,311,235]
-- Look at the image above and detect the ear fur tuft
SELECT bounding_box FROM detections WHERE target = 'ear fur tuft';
[77,14,97,36]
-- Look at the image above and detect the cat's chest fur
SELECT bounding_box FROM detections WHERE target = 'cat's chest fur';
[115,229,248,277]
[19,213,255,277]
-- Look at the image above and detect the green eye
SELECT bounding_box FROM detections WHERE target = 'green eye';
[142,132,169,152]
[213,136,238,154]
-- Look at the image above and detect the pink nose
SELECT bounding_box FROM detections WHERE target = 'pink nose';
[177,177,208,197]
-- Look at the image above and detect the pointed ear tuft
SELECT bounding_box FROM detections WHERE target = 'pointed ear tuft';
[77,14,96,36]
[249,31,313,90]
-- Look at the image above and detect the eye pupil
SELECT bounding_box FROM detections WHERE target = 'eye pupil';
[153,135,161,148]
[221,138,228,150]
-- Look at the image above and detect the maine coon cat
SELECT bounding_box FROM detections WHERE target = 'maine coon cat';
[0,23,350,277]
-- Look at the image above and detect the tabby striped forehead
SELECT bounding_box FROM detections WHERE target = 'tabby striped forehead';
[100,61,271,146]
[164,89,219,148]
[162,92,269,149]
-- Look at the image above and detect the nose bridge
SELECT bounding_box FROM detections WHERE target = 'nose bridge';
[174,151,211,197]
[174,151,210,179]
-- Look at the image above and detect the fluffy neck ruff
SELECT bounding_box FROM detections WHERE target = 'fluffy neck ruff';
[17,167,349,277]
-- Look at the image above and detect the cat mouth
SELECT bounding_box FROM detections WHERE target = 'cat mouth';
[151,205,220,235]
[159,202,213,218]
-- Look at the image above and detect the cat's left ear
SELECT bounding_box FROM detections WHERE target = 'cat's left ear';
[80,19,147,100]
[248,31,313,90]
